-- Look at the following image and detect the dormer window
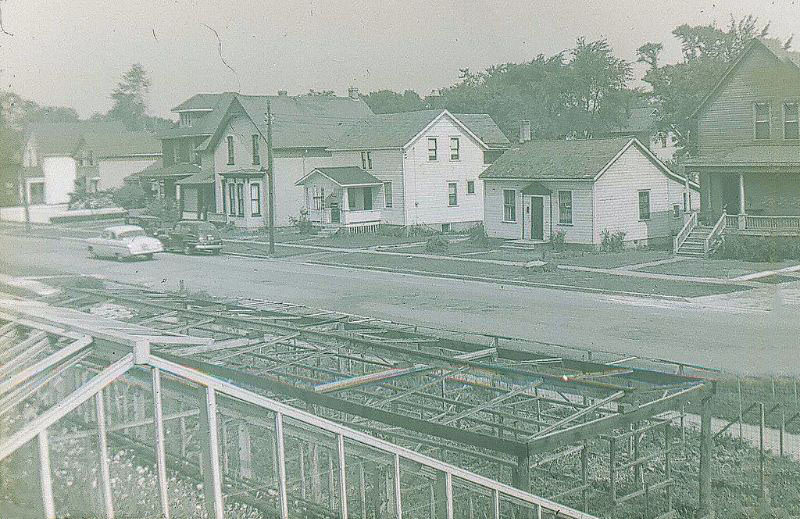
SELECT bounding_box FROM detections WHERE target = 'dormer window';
[784,101,799,140]
[179,112,192,127]
[754,102,770,140]
[227,136,235,165]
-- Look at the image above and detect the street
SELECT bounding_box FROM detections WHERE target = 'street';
[1,231,798,375]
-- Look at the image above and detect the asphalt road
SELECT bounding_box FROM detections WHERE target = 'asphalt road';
[1,231,798,375]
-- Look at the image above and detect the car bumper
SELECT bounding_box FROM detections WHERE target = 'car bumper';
[192,243,223,251]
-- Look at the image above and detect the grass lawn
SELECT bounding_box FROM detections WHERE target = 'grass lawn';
[312,251,745,298]
[222,240,321,258]
[639,258,798,279]
[550,248,672,268]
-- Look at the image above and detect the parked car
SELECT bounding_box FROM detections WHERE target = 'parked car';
[158,221,223,255]
[87,225,164,260]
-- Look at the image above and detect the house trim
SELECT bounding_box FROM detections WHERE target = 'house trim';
[403,110,489,152]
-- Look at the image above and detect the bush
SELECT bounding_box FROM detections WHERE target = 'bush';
[467,223,491,248]
[67,180,115,209]
[600,229,626,252]
[424,235,449,253]
[289,209,314,234]
[550,229,566,252]
[144,197,181,225]
[112,183,147,209]
[715,235,800,262]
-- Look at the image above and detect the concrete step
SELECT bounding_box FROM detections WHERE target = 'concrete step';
[677,250,706,257]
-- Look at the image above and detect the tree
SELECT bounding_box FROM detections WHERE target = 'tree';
[361,90,425,114]
[637,42,663,71]
[107,64,151,130]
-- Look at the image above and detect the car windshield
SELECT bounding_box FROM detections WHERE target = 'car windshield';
[118,229,146,239]
[188,223,218,234]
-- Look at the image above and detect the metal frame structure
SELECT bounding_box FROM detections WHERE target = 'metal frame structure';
[0,283,717,517]
[0,300,595,519]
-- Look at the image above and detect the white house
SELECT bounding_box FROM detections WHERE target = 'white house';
[21,121,160,205]
[480,137,700,247]
[299,110,510,232]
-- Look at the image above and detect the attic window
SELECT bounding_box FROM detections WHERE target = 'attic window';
[784,101,799,140]
[754,102,770,140]
[428,138,438,161]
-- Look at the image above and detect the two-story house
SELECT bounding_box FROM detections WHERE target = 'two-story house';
[296,110,510,232]
[22,121,160,205]
[685,38,800,240]
[129,90,374,227]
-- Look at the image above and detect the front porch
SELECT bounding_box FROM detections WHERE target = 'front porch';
[297,166,384,232]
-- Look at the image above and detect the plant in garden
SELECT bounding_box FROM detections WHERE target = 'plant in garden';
[289,208,314,234]
[550,229,566,251]
[467,223,491,248]
[425,234,449,253]
[600,229,626,252]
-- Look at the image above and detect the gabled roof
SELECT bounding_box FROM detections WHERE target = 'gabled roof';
[26,121,125,156]
[690,38,800,120]
[610,102,659,134]
[480,137,697,188]
[296,166,382,187]
[80,130,161,158]
[330,110,510,150]
[166,92,374,150]
[175,170,215,185]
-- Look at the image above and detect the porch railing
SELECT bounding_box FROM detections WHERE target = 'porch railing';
[744,215,800,233]
[341,208,381,225]
[704,210,727,254]
[673,211,697,254]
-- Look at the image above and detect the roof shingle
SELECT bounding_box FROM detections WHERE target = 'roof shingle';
[298,167,382,187]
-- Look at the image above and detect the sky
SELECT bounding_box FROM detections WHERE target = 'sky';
[1,0,798,119]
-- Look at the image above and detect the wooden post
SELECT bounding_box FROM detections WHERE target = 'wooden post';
[274,413,289,519]
[237,423,252,480]
[738,377,743,440]
[513,452,530,492]
[698,396,713,517]
[265,102,275,255]
[310,444,322,503]
[152,369,170,519]
[780,407,785,457]
[759,402,766,500]
[609,436,617,503]
[665,422,672,513]
[581,441,589,512]
[95,392,115,519]
[198,387,224,519]
[38,431,56,519]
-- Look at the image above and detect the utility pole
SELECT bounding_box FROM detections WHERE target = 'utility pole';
[266,101,276,255]
[18,168,31,232]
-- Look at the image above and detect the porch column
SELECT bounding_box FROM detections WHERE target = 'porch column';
[341,188,348,225]
[738,173,746,230]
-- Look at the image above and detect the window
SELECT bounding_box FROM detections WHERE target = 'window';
[673,204,681,218]
[361,151,373,170]
[87,151,94,165]
[222,181,227,213]
[467,180,475,194]
[179,113,192,127]
[252,135,260,165]
[313,187,324,210]
[363,187,373,210]
[784,101,799,140]
[683,192,688,212]
[29,182,44,204]
[236,183,245,217]
[227,136,235,165]
[251,183,261,216]
[383,182,393,208]
[754,102,770,140]
[558,190,573,225]
[448,182,457,206]
[348,187,357,210]
[428,138,438,161]
[638,190,651,220]
[503,190,516,222]
[450,137,460,160]
[228,184,236,216]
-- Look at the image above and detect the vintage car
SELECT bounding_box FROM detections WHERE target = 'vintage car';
[87,225,164,260]
[123,214,164,236]
[158,220,223,255]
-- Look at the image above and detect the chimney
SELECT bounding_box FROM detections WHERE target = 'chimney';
[348,86,360,100]
[519,120,532,143]
[277,90,288,96]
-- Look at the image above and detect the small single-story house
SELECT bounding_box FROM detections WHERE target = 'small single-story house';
[296,167,383,230]
[480,137,699,247]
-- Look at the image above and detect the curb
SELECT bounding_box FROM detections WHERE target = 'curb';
[303,260,694,302]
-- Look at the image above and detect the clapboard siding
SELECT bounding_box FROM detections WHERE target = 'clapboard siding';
[403,115,486,226]
[697,45,800,155]
[594,145,687,243]
[483,180,527,239]
[330,149,406,225]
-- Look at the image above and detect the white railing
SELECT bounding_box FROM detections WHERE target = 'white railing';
[0,312,596,519]
[673,211,697,253]
[341,208,381,225]
[725,214,738,229]
[704,210,727,254]
[744,215,800,233]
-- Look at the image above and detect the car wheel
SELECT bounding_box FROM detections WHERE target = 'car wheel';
[114,253,124,262]
[183,245,192,255]
[212,249,221,255]
[145,253,154,260]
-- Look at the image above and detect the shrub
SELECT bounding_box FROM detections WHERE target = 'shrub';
[144,197,181,225]
[550,229,566,252]
[289,209,314,234]
[600,229,626,252]
[715,235,800,262]
[111,183,147,209]
[425,234,449,253]
[467,223,491,248]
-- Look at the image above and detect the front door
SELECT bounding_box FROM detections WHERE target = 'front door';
[722,175,740,215]
[330,202,340,223]
[530,197,544,241]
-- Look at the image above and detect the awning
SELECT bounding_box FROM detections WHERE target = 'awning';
[521,181,551,196]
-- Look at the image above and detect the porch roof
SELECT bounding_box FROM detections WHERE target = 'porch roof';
[127,162,202,180]
[296,166,382,187]
[686,146,800,169]
[175,170,214,185]
[521,181,551,196]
